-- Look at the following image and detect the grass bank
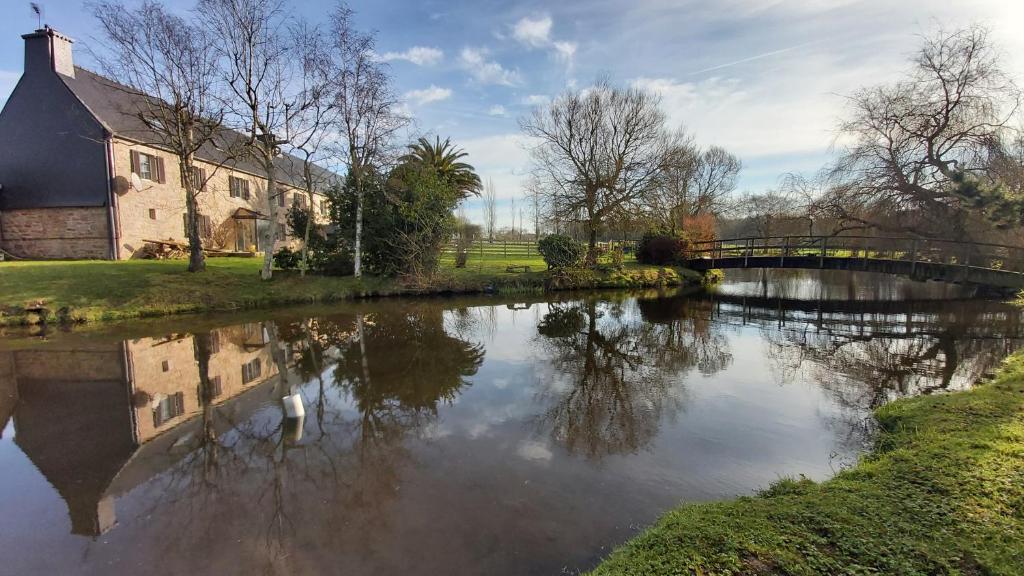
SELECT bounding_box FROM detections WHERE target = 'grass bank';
[590,355,1024,575]
[0,255,703,326]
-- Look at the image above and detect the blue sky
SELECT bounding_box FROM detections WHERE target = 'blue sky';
[2,0,1021,227]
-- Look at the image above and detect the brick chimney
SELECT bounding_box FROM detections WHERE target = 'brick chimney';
[21,26,75,79]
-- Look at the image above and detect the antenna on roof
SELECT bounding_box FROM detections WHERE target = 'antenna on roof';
[30,3,42,28]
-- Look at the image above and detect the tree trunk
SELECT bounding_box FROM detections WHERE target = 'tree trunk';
[260,152,278,281]
[587,224,598,266]
[182,156,206,273]
[354,184,364,278]
[300,163,314,277]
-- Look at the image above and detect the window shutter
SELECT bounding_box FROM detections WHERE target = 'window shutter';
[202,215,212,239]
[130,150,140,174]
[199,168,207,191]
[243,180,250,200]
[155,156,166,184]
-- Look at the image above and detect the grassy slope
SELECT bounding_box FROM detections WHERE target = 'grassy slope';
[0,254,696,324]
[591,356,1024,575]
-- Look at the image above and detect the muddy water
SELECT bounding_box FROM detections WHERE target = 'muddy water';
[0,270,1018,575]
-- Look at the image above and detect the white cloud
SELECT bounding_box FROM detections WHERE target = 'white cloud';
[488,105,507,116]
[553,41,577,64]
[404,85,452,106]
[459,133,536,204]
[630,44,893,159]
[459,48,522,86]
[511,14,577,68]
[377,46,443,66]
[520,94,550,107]
[512,15,552,48]
[516,440,553,462]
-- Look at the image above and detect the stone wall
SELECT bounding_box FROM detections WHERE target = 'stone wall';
[111,138,329,259]
[0,206,110,259]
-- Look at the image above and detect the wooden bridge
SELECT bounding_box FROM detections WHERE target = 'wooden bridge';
[684,235,1024,291]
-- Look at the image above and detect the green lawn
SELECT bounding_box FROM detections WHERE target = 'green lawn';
[0,258,385,323]
[0,253,697,325]
[590,354,1024,575]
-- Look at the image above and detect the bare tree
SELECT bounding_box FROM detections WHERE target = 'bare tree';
[522,79,678,262]
[691,146,741,215]
[90,0,225,272]
[482,178,497,241]
[823,25,1021,239]
[327,3,406,278]
[200,0,299,280]
[646,140,698,232]
[731,189,801,238]
[286,19,337,275]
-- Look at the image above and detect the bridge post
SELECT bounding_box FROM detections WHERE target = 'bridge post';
[781,236,789,266]
[819,237,827,268]
[744,238,750,267]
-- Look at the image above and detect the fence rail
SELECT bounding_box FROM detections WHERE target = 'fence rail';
[443,239,637,258]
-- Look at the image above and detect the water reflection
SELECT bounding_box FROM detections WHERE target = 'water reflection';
[1,273,1022,575]
[533,297,733,459]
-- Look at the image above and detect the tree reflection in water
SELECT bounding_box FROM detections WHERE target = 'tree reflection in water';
[123,304,484,570]
[533,294,733,459]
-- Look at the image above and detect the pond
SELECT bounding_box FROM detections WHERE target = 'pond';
[0,270,1020,575]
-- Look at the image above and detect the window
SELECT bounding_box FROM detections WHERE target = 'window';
[130,150,165,183]
[277,188,287,207]
[209,376,222,398]
[161,360,170,372]
[194,331,222,360]
[183,213,213,239]
[277,222,286,239]
[152,392,185,427]
[137,153,151,180]
[198,376,222,402]
[149,209,157,220]
[242,358,262,384]
[189,166,207,191]
[229,176,250,200]
[293,193,306,210]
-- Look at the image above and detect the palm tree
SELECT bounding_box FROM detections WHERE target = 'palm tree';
[399,136,483,199]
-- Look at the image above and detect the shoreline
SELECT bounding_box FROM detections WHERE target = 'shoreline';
[589,351,1024,575]
[0,258,711,329]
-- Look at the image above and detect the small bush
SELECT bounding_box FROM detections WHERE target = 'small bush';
[538,234,585,269]
[637,230,688,265]
[273,247,301,270]
[680,213,718,245]
[314,251,355,276]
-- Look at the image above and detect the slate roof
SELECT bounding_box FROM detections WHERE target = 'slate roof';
[60,66,338,190]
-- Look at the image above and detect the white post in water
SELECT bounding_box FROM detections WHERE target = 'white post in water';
[283,392,305,419]
[282,391,305,443]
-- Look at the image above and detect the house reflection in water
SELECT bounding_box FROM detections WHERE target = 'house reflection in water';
[0,323,283,537]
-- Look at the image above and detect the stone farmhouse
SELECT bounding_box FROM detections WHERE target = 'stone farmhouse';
[0,27,335,260]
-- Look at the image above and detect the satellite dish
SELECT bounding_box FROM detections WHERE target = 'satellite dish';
[131,172,144,191]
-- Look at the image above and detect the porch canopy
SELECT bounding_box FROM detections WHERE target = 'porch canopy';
[231,207,269,220]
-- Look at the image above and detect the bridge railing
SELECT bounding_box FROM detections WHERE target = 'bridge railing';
[686,235,1024,274]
